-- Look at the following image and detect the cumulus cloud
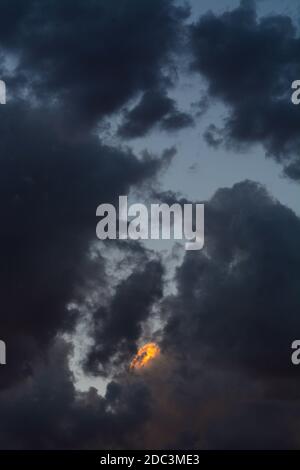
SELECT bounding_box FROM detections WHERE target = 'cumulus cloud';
[164,181,300,376]
[190,0,300,180]
[1,179,300,449]
[0,340,152,449]
[156,180,300,448]
[0,0,188,131]
[0,101,164,389]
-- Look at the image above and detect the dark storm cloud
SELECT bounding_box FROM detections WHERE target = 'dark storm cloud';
[155,180,300,448]
[1,0,300,451]
[2,175,300,449]
[0,0,187,449]
[0,102,163,388]
[164,180,300,377]
[118,90,194,138]
[0,0,188,131]
[84,259,164,376]
[190,0,300,180]
[0,340,152,449]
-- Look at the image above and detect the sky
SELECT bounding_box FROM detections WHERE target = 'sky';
[0,0,300,450]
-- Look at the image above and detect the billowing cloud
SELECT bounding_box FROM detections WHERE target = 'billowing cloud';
[157,180,300,448]
[0,102,164,389]
[0,177,300,449]
[190,0,300,180]
[164,180,300,376]
[0,0,188,131]
[0,340,152,449]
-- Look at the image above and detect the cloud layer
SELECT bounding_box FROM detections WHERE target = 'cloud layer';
[0,0,300,450]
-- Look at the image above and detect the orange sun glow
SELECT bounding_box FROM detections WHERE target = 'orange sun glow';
[130,342,160,370]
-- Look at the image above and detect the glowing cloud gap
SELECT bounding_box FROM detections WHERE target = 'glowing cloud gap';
[130,343,160,370]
